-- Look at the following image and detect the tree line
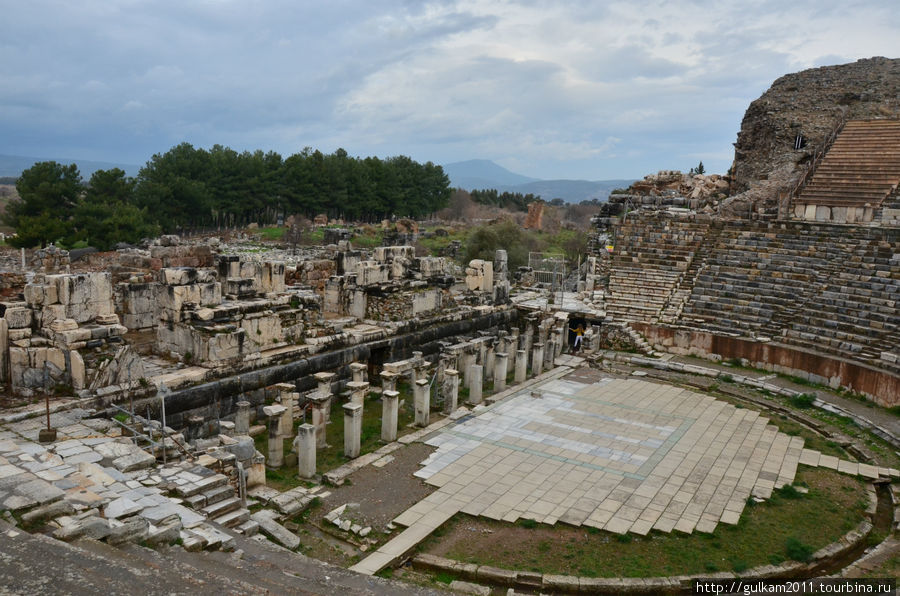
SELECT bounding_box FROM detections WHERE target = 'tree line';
[469,189,540,212]
[3,143,452,249]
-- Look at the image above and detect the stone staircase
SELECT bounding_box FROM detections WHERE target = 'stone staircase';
[659,225,723,323]
[606,216,710,323]
[793,119,900,222]
[621,322,656,356]
[164,461,257,539]
[798,119,900,207]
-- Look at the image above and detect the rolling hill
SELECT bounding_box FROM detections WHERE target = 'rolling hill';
[442,159,633,203]
[0,154,141,178]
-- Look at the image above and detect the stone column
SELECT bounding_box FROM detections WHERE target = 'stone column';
[484,341,495,383]
[411,351,425,384]
[434,354,449,395]
[461,349,476,388]
[414,360,429,387]
[533,342,545,377]
[349,362,368,383]
[308,394,329,448]
[235,400,251,435]
[557,316,569,353]
[476,338,488,369]
[314,372,336,422]
[347,381,369,407]
[537,320,550,348]
[263,404,286,468]
[497,331,508,357]
[343,403,362,459]
[278,405,294,442]
[468,364,483,405]
[380,370,398,393]
[515,349,527,383]
[295,424,316,478]
[381,390,400,442]
[524,317,537,358]
[494,353,508,392]
[442,369,459,414]
[414,378,431,427]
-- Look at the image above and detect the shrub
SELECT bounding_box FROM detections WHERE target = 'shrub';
[790,393,816,408]
[785,536,814,562]
[776,484,802,500]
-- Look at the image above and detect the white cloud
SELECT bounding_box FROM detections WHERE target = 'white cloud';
[0,0,896,177]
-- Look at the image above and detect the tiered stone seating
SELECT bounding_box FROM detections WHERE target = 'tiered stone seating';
[681,229,828,337]
[782,236,900,371]
[795,120,900,221]
[606,218,709,322]
[676,223,899,373]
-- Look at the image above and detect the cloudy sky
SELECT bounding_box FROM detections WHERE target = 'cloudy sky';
[2,0,898,180]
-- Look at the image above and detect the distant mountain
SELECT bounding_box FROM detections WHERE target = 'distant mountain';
[509,179,635,203]
[442,159,633,203]
[443,159,540,189]
[0,154,141,178]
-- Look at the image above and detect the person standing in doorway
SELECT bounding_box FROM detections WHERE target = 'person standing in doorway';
[570,323,585,352]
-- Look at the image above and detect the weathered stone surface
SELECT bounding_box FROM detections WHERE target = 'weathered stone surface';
[107,516,150,545]
[112,450,156,472]
[54,515,111,541]
[250,509,300,550]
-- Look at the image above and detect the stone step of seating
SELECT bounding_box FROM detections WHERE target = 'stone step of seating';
[794,315,888,343]
[213,507,251,529]
[817,296,897,316]
[800,189,893,201]
[184,523,236,551]
[606,305,661,317]
[609,287,673,299]
[611,271,679,280]
[781,335,876,363]
[174,473,229,498]
[810,169,900,178]
[608,296,668,309]
[235,519,259,536]
[202,496,242,519]
[808,306,896,328]
[201,483,236,507]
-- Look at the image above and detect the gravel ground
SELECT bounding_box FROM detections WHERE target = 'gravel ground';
[312,442,438,532]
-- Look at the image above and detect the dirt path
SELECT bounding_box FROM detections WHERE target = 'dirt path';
[312,442,437,532]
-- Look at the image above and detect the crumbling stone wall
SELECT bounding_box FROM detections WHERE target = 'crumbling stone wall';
[366,288,443,321]
[0,272,26,298]
[287,259,335,291]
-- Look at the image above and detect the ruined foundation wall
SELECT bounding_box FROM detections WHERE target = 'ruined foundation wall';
[141,308,518,429]
[632,323,900,407]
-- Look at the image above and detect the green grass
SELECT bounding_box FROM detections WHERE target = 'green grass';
[257,226,286,241]
[349,226,384,248]
[421,467,868,578]
[417,227,469,257]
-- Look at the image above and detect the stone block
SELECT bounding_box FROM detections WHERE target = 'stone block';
[251,509,300,550]
[54,515,112,541]
[412,290,442,315]
[4,307,32,329]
